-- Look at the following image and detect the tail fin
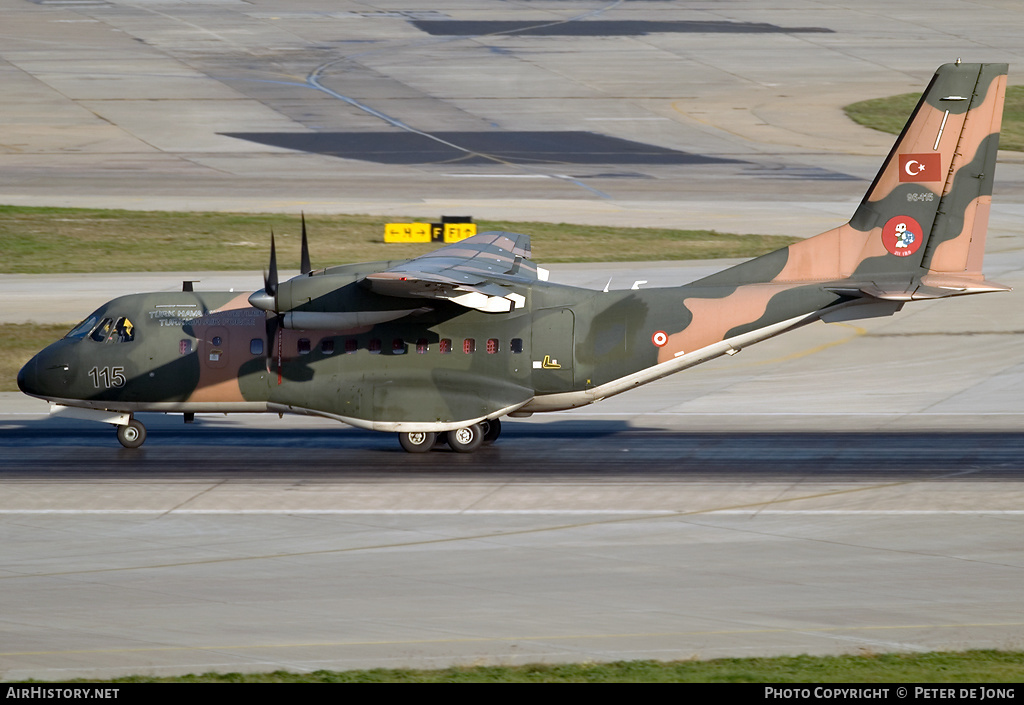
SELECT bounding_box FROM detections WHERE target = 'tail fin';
[698,62,1009,297]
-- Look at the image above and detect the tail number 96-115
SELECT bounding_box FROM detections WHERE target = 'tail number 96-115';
[88,366,126,389]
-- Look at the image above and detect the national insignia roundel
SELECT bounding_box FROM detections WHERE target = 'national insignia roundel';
[881,215,924,257]
[652,330,668,347]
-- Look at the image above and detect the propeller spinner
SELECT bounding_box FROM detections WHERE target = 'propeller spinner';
[249,215,313,312]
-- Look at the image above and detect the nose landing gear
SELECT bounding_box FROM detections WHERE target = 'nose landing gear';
[116,418,147,449]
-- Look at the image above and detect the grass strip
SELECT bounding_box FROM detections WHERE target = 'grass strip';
[18,651,1024,683]
[844,85,1024,151]
[0,205,797,274]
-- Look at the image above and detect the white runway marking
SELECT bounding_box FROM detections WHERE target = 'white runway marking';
[2,509,1023,515]
[442,174,553,178]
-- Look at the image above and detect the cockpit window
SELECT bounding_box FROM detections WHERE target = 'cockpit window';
[91,318,113,342]
[89,317,135,343]
[64,316,98,340]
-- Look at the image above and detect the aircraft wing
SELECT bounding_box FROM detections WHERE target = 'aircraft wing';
[361,231,546,313]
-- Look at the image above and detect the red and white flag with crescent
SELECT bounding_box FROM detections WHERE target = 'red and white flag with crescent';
[899,153,942,182]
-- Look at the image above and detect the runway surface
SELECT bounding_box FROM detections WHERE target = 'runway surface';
[3,407,1024,679]
[3,0,1024,681]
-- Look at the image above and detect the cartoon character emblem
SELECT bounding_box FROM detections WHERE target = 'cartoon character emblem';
[894,222,915,249]
[881,215,924,257]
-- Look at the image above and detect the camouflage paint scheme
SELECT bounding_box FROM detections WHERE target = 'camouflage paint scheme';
[18,63,1010,451]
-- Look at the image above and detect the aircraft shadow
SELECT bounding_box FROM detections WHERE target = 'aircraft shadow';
[2,419,1024,481]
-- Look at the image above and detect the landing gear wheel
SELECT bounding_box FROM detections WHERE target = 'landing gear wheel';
[447,424,484,453]
[399,431,437,453]
[116,419,147,449]
[481,418,502,444]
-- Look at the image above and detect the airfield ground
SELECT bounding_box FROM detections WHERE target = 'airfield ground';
[2,0,1024,681]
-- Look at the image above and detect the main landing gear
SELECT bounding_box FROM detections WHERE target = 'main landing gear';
[111,415,501,453]
[116,418,147,449]
[398,419,502,454]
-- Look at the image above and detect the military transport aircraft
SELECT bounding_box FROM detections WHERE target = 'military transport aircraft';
[18,62,1011,453]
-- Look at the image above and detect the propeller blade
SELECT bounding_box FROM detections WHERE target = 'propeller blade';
[262,230,284,382]
[265,229,279,296]
[250,230,280,313]
[300,212,312,275]
[265,311,281,375]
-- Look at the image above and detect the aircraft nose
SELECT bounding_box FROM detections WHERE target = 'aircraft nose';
[17,354,40,396]
[17,347,68,399]
[16,358,31,394]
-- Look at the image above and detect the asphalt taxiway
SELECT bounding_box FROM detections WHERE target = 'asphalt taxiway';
[3,0,1024,681]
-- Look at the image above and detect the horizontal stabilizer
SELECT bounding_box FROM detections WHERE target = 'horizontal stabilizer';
[827,276,1010,302]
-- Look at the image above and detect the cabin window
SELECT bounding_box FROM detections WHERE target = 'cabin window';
[345,339,358,354]
[487,338,499,354]
[463,338,476,354]
[416,339,429,354]
[392,338,406,355]
[321,339,334,355]
[212,336,222,347]
[511,338,524,354]
[298,338,311,355]
[250,338,263,355]
[116,318,134,342]
[180,339,192,355]
[369,339,381,354]
[439,339,452,354]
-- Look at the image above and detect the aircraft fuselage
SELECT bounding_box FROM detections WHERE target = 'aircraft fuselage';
[17,275,843,433]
